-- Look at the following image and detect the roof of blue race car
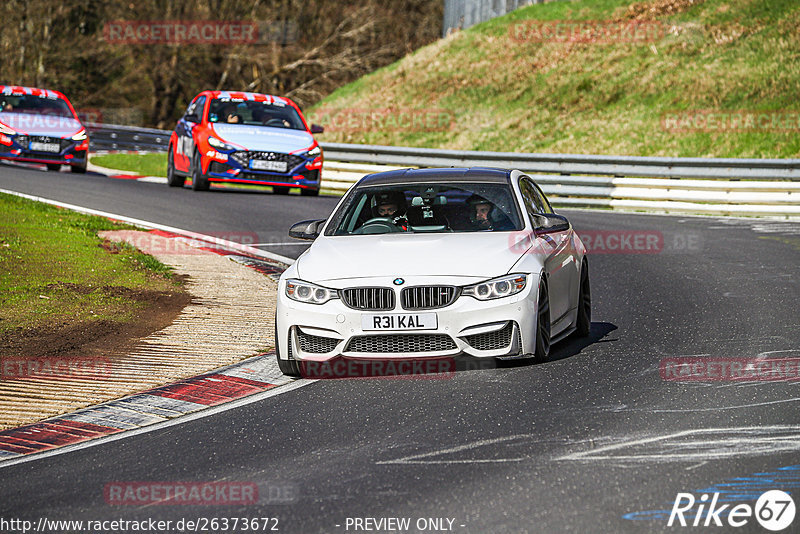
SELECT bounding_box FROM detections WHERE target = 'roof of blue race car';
[202,90,295,106]
[0,86,69,100]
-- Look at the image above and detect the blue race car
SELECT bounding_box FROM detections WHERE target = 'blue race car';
[0,86,89,173]
[168,90,324,195]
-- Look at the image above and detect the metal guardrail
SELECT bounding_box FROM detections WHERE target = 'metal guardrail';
[321,162,800,217]
[87,123,800,180]
[87,122,171,152]
[320,142,800,181]
[86,123,800,217]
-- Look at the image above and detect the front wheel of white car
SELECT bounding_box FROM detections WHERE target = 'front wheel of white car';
[533,280,551,363]
[276,354,300,377]
[275,327,301,377]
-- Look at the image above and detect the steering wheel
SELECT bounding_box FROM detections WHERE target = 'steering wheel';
[265,118,287,128]
[353,217,403,235]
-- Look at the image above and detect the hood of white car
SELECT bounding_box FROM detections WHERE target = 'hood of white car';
[296,232,534,283]
[211,123,314,153]
[0,112,83,137]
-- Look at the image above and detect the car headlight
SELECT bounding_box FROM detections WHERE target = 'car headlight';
[0,123,16,135]
[71,129,87,141]
[306,145,321,157]
[462,274,527,300]
[207,136,235,151]
[285,279,338,305]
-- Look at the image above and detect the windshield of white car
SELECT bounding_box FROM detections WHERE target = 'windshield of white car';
[326,182,524,236]
[0,94,75,118]
[207,98,306,130]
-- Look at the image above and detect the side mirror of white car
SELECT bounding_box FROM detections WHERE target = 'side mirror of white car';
[289,219,326,240]
[534,214,570,235]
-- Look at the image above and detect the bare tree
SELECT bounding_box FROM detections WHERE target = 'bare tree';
[0,0,442,128]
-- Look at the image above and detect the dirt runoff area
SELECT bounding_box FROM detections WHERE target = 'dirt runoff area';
[0,281,191,360]
[0,230,279,430]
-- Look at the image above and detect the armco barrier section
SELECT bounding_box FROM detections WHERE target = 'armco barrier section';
[88,122,171,152]
[87,124,800,217]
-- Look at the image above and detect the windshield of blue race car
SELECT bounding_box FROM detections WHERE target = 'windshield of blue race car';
[207,98,306,130]
[326,182,525,236]
[0,94,75,118]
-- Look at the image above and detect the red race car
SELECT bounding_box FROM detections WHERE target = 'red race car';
[0,86,89,173]
[167,90,324,195]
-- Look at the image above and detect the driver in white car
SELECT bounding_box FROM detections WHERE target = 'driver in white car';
[376,199,399,217]
[370,191,408,229]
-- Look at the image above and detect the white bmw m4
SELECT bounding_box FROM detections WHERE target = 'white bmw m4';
[275,167,591,377]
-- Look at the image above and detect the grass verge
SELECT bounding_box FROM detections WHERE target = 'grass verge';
[92,153,167,176]
[0,192,187,357]
[306,0,800,158]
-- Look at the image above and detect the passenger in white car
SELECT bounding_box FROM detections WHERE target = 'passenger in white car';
[465,194,515,231]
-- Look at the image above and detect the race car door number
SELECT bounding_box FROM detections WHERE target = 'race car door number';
[29,142,61,153]
[250,160,288,172]
[361,313,437,331]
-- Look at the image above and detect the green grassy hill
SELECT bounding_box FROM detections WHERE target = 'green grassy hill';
[307,0,800,158]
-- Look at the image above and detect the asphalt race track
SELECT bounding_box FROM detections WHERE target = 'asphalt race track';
[0,163,340,261]
[2,162,800,533]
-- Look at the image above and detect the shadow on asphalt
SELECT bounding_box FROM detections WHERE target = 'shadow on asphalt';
[496,321,618,368]
[297,322,618,378]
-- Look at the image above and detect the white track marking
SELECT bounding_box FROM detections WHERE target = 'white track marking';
[0,187,295,265]
[757,349,800,358]
[137,176,168,184]
[685,461,708,471]
[252,242,310,246]
[0,186,311,468]
[646,398,800,412]
[0,379,315,470]
[558,426,800,463]
[376,434,539,465]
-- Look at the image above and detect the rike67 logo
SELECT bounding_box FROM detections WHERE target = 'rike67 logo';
[668,490,795,530]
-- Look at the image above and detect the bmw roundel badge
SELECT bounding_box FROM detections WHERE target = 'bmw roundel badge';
[393,278,405,286]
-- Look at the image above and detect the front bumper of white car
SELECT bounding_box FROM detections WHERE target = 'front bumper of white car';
[275,275,541,362]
